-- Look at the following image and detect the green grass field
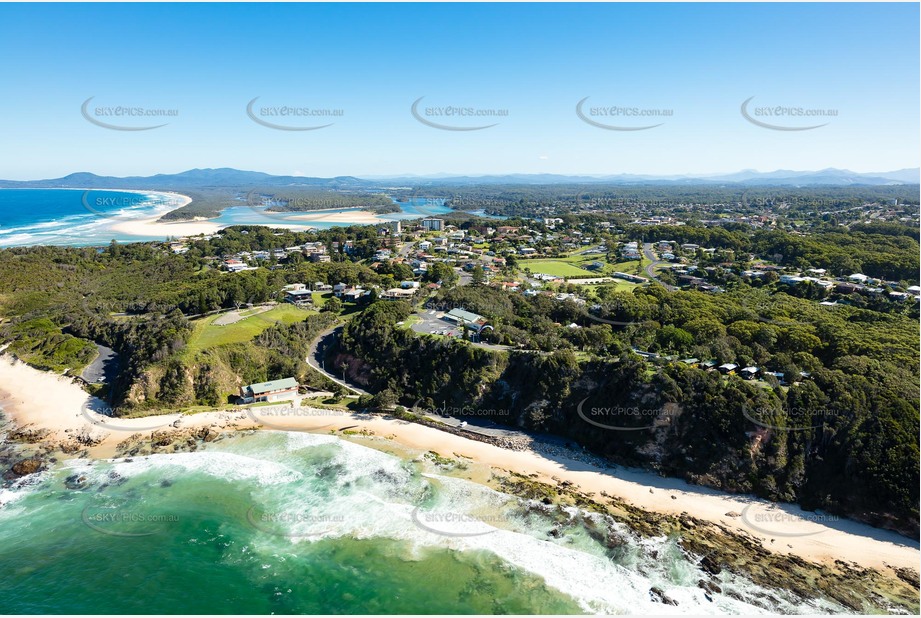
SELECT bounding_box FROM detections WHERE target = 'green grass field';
[605,258,651,272]
[552,246,604,262]
[187,304,314,354]
[580,280,641,294]
[312,292,330,308]
[520,255,650,279]
[520,259,593,277]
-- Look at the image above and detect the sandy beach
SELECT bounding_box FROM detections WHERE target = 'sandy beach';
[283,209,386,224]
[109,198,388,239]
[4,186,401,243]
[110,215,223,239]
[105,190,224,238]
[1,353,918,573]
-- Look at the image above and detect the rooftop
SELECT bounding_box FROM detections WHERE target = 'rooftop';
[446,308,486,324]
[246,377,298,395]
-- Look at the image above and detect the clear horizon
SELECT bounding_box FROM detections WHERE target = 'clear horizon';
[0,2,918,179]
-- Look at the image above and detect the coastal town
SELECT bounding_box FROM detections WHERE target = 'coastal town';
[95,200,909,429]
[2,190,919,616]
[0,1,918,613]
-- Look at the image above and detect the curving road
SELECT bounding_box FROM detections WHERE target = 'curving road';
[306,325,369,395]
[642,243,677,291]
[81,344,119,384]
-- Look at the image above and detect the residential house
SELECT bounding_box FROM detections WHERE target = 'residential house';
[740,366,759,380]
[380,288,415,301]
[342,287,366,302]
[284,289,313,306]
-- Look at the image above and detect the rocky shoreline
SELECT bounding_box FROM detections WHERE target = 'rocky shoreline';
[2,407,918,614]
[494,471,920,614]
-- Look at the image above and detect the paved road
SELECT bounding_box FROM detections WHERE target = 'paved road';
[642,243,677,291]
[81,344,119,384]
[397,241,415,259]
[306,325,370,395]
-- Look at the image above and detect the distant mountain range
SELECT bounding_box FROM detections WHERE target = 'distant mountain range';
[392,168,920,186]
[0,167,917,189]
[0,169,365,191]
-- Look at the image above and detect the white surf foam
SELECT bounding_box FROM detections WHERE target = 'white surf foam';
[65,451,304,486]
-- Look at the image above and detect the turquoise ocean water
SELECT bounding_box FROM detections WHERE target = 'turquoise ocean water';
[0,190,454,247]
[0,431,843,614]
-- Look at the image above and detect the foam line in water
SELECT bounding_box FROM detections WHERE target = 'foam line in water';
[66,451,305,486]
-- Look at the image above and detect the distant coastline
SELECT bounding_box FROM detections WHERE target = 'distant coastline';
[0,188,192,247]
[114,203,390,239]
[0,188,452,247]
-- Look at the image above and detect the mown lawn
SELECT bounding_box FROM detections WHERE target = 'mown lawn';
[187,304,314,354]
[569,254,650,273]
[312,292,330,308]
[520,259,593,277]
[553,246,604,262]
[520,256,651,279]
[579,280,641,294]
[604,258,651,272]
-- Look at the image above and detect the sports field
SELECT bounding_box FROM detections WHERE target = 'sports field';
[521,259,593,277]
[520,255,650,278]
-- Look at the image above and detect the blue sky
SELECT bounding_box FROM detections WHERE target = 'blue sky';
[0,3,917,179]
